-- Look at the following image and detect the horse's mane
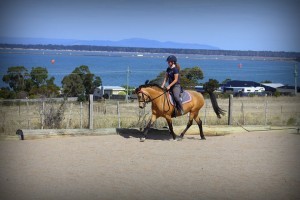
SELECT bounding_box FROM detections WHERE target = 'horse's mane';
[135,83,163,93]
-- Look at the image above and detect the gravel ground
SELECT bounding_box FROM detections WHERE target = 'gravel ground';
[0,129,299,200]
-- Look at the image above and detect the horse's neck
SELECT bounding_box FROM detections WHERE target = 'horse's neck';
[146,87,171,113]
[145,87,161,98]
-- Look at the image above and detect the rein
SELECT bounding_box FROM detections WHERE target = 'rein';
[138,88,171,112]
[138,89,167,103]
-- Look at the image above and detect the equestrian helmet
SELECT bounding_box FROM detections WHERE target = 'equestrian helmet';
[166,55,177,63]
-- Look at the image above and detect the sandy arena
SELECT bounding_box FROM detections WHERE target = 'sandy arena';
[0,130,299,200]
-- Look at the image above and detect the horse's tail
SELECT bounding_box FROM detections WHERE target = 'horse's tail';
[207,91,226,118]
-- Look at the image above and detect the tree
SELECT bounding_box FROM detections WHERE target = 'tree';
[30,67,48,87]
[181,67,204,86]
[28,67,60,98]
[203,79,220,93]
[2,66,60,99]
[62,73,85,97]
[62,65,102,99]
[0,87,16,99]
[36,77,60,98]
[73,65,102,95]
[93,76,102,91]
[2,66,29,92]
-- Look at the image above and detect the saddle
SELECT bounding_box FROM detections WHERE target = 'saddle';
[168,89,192,117]
[168,90,192,106]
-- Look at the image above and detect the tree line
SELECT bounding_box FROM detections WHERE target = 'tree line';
[1,64,220,100]
[0,65,102,100]
[1,43,300,58]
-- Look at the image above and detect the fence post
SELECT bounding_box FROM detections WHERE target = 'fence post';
[41,101,45,129]
[264,99,268,126]
[89,95,93,130]
[280,105,283,125]
[228,94,233,125]
[18,101,21,117]
[18,100,21,128]
[28,120,31,130]
[80,102,83,129]
[66,103,73,129]
[26,99,30,128]
[26,100,29,112]
[117,101,121,128]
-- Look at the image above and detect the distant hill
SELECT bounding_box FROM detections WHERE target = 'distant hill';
[0,37,220,50]
[1,43,299,59]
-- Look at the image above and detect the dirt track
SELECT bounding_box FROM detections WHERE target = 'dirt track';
[0,130,299,200]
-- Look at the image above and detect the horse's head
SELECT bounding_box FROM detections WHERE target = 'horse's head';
[135,87,151,109]
[135,83,164,109]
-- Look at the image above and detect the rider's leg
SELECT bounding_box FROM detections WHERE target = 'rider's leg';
[172,85,184,115]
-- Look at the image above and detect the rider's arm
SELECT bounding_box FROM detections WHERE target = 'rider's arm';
[161,73,168,88]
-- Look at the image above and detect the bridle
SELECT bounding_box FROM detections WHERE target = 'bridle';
[137,90,151,104]
[137,88,167,103]
[137,88,171,112]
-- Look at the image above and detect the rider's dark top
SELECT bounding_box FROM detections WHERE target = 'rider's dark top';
[166,67,180,86]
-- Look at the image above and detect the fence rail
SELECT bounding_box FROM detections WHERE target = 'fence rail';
[0,95,299,135]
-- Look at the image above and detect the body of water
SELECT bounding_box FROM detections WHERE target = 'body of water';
[0,49,298,87]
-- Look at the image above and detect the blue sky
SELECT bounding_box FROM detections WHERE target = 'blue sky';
[0,0,299,52]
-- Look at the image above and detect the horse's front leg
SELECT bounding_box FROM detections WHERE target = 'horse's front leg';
[166,117,177,140]
[140,114,157,142]
[179,112,195,139]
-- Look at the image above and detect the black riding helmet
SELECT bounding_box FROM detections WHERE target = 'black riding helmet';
[166,55,177,63]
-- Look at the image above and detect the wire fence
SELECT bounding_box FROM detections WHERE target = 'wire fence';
[0,95,299,135]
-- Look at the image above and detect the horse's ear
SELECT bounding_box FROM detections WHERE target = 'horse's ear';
[145,80,149,85]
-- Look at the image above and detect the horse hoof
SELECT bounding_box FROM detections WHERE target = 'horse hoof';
[200,137,206,140]
[140,137,146,142]
[176,137,183,141]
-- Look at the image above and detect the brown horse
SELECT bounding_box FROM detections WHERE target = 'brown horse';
[135,83,225,142]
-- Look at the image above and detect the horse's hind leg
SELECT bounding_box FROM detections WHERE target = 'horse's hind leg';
[166,117,177,140]
[194,116,205,140]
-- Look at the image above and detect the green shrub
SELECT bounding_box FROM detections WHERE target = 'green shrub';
[77,94,86,102]
[274,90,281,97]
[287,117,296,126]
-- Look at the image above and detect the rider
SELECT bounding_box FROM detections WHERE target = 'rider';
[161,55,184,115]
